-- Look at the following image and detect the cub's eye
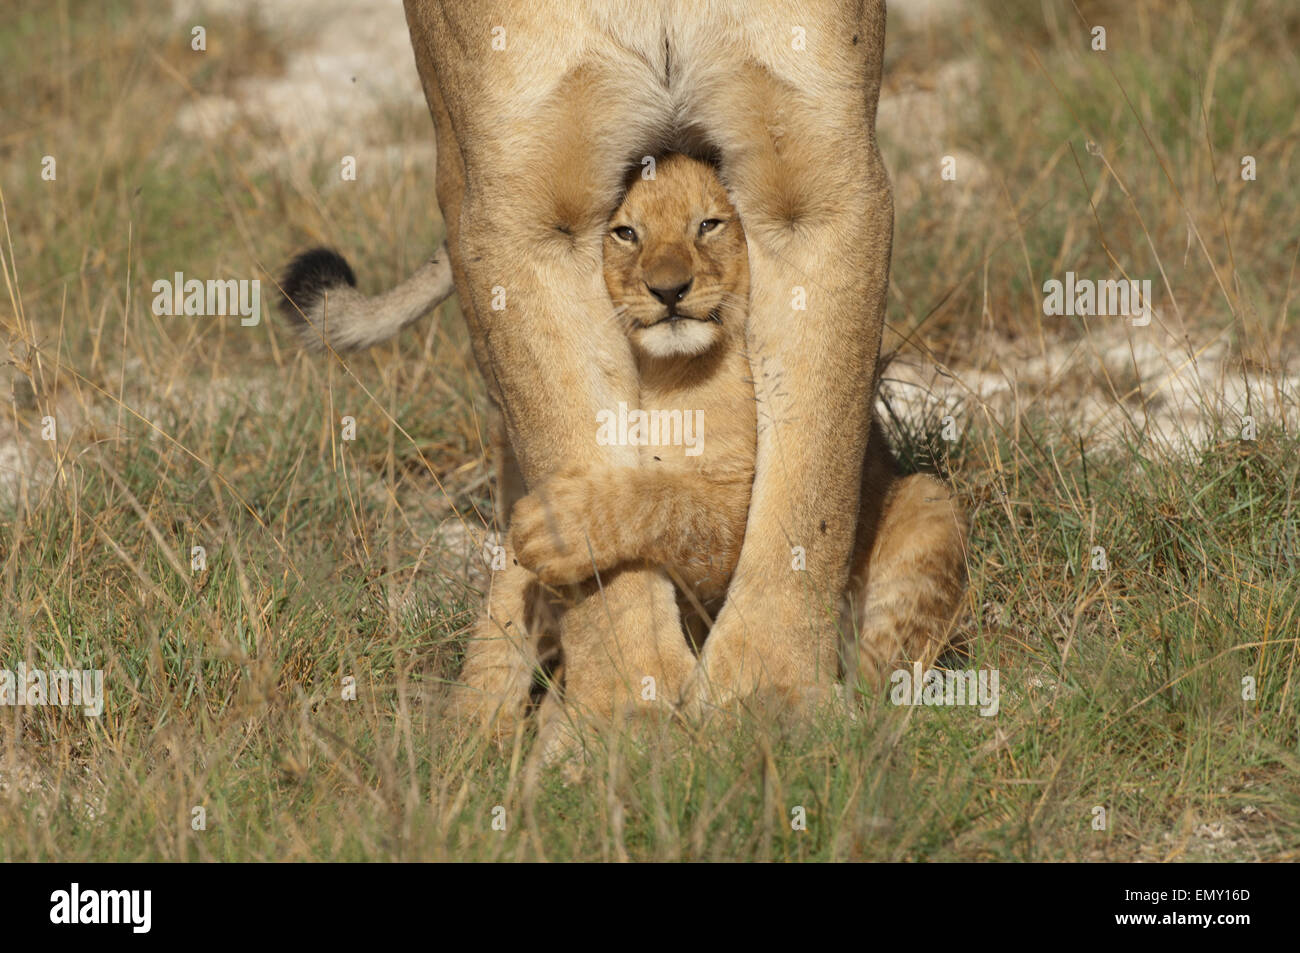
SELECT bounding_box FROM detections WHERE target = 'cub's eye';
[698,218,723,236]
[611,226,637,243]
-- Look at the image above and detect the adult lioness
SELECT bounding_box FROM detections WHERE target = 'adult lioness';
[448,154,967,728]
[285,0,898,723]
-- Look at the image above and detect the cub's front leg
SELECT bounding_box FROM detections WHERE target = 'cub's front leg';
[511,467,751,587]
[509,469,620,585]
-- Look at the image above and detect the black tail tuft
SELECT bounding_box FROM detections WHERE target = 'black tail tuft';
[278,247,357,325]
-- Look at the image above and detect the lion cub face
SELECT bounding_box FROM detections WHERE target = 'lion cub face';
[603,154,749,359]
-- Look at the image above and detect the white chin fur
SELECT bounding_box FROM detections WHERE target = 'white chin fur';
[634,320,720,359]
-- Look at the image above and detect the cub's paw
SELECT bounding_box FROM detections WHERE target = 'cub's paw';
[510,476,613,584]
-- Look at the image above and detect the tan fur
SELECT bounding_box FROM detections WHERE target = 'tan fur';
[514,156,757,652]
[506,155,968,697]
[410,0,903,728]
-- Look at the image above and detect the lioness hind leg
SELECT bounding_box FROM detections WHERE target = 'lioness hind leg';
[406,12,699,723]
[680,8,895,712]
[444,551,538,736]
[488,401,525,529]
[845,472,969,689]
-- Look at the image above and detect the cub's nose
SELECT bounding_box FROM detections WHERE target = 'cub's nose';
[647,279,693,306]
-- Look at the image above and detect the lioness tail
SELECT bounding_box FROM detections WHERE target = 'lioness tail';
[277,245,455,351]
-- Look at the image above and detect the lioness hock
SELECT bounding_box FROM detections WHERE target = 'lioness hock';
[281,1,939,724]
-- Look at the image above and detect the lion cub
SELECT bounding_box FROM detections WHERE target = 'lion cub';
[514,154,758,631]
[452,154,967,723]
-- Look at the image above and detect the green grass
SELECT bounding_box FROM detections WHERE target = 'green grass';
[1,0,1297,861]
[885,0,1300,363]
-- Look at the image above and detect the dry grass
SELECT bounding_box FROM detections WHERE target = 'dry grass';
[0,0,1297,861]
